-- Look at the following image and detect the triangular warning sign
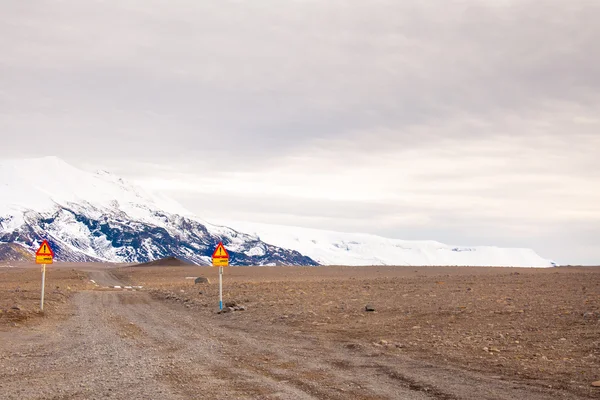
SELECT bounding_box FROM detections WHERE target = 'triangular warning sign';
[212,242,229,258]
[36,240,54,256]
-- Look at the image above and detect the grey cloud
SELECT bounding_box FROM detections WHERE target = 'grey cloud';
[2,0,599,163]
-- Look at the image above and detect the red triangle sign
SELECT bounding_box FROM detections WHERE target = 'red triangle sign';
[36,240,54,257]
[212,242,229,259]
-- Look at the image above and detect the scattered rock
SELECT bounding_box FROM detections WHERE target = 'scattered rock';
[194,277,210,284]
[489,347,501,353]
[592,381,600,387]
[217,303,246,313]
[10,305,22,311]
[365,305,375,312]
[583,311,596,320]
[483,347,489,352]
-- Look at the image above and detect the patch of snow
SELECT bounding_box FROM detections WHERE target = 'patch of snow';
[245,246,266,257]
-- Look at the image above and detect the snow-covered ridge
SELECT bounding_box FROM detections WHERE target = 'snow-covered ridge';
[213,220,556,268]
[0,157,315,265]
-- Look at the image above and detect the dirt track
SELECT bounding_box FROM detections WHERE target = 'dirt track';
[1,268,597,399]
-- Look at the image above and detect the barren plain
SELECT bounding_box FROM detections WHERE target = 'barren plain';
[1,263,599,399]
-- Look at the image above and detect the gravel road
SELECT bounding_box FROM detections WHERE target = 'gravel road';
[0,270,591,399]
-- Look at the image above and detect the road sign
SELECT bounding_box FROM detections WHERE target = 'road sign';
[212,242,229,311]
[35,240,54,312]
[36,240,54,265]
[212,242,229,267]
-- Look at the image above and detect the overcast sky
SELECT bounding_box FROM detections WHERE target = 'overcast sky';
[1,0,599,264]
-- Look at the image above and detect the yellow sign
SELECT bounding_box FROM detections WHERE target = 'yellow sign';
[212,257,229,267]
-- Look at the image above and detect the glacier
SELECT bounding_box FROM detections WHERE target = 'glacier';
[213,220,557,267]
[0,156,555,267]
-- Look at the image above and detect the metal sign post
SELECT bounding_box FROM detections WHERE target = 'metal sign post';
[212,242,229,311]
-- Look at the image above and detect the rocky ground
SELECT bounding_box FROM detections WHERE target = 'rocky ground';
[119,265,600,398]
[0,264,598,399]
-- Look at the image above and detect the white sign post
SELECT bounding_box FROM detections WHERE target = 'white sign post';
[40,264,46,311]
[219,266,223,311]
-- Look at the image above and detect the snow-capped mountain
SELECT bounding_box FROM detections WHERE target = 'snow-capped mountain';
[215,221,557,268]
[0,157,315,266]
[0,157,555,267]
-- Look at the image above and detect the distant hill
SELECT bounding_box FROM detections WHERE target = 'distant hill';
[134,257,196,267]
[0,243,32,262]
